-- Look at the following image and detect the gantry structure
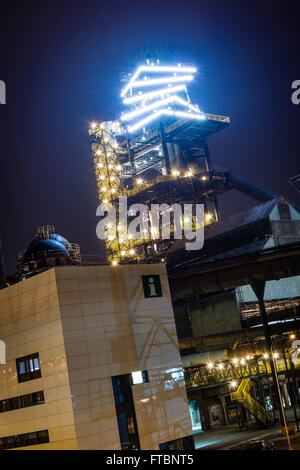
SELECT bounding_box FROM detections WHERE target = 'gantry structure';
[89,61,233,264]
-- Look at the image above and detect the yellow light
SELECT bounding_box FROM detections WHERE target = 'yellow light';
[90,121,97,129]
[120,251,126,256]
[172,169,180,177]
[112,260,118,266]
[207,362,214,369]
[218,364,224,370]
[230,381,237,388]
[201,175,208,181]
[97,162,103,168]
[137,178,143,185]
[100,175,105,180]
[232,358,238,364]
[246,355,251,360]
[184,170,193,177]
[108,236,114,241]
[273,352,279,359]
[95,149,102,156]
[290,334,296,340]
[101,187,107,192]
[205,213,213,221]
[129,249,135,255]
[111,188,116,194]
[116,165,122,171]
[103,199,108,203]
[240,359,245,365]
[263,353,269,359]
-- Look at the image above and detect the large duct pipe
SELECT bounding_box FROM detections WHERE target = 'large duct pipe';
[212,164,279,202]
[178,319,300,350]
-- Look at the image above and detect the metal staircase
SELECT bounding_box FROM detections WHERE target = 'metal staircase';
[231,379,272,425]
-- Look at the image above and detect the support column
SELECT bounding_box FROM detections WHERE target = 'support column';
[250,278,285,426]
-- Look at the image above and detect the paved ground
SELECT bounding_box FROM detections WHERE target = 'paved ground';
[194,424,281,450]
[194,407,300,450]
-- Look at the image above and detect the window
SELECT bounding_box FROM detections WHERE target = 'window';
[159,435,195,450]
[16,353,41,383]
[0,391,44,413]
[0,430,49,449]
[130,370,148,385]
[112,374,140,450]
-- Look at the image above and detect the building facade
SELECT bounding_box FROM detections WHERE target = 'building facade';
[0,264,193,450]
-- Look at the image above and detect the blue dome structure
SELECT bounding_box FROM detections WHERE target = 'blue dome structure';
[23,237,69,262]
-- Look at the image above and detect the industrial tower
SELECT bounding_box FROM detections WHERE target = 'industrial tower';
[89,61,232,264]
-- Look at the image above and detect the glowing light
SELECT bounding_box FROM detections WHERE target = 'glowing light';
[90,121,97,129]
[123,84,187,104]
[121,95,203,122]
[273,352,279,359]
[290,334,296,340]
[207,362,214,369]
[112,260,118,266]
[263,353,269,359]
[129,249,135,255]
[121,65,197,98]
[136,178,143,185]
[172,169,180,176]
[230,381,237,388]
[205,213,213,221]
[131,370,144,384]
[218,364,224,370]
[232,358,238,364]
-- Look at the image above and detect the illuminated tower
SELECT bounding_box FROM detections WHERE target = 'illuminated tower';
[89,61,230,264]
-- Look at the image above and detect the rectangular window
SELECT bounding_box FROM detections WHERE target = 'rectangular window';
[130,370,149,385]
[112,374,140,450]
[0,430,49,449]
[159,435,195,450]
[0,391,44,413]
[16,353,41,383]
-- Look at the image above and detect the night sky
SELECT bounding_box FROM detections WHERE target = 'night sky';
[0,1,299,275]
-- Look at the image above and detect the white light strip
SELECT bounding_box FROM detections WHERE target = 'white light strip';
[128,108,205,133]
[121,95,203,122]
[126,75,194,91]
[121,65,197,97]
[128,109,172,133]
[122,96,178,122]
[174,110,206,120]
[123,84,187,104]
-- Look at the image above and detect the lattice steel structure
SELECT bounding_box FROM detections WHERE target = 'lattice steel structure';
[89,61,230,264]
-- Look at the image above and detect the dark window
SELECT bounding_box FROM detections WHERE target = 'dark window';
[112,374,140,450]
[0,391,44,413]
[0,430,49,449]
[159,435,195,450]
[16,353,41,383]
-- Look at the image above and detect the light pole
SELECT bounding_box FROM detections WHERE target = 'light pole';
[271,336,294,450]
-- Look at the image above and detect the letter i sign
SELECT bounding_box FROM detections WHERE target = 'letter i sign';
[142,275,163,298]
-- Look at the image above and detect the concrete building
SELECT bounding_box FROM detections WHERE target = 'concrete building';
[0,264,193,450]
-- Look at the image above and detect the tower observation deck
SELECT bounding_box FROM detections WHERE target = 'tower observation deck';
[89,61,231,264]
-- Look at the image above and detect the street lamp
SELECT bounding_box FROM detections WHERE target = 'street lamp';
[271,336,294,450]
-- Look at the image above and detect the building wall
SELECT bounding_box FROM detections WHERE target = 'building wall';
[190,291,241,338]
[56,264,192,450]
[0,269,77,450]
